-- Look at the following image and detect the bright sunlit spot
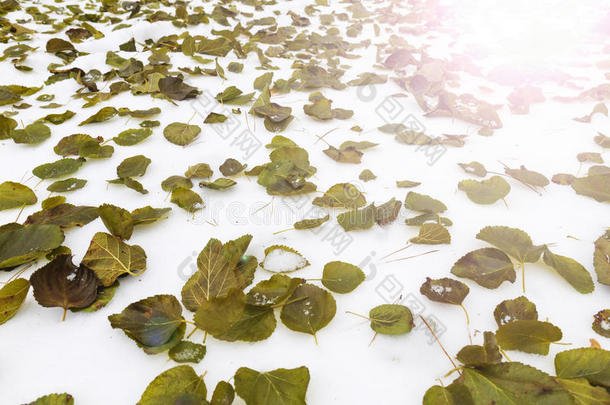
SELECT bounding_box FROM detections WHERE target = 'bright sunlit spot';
[446,0,606,67]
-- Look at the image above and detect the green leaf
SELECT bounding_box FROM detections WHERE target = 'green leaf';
[496,320,562,355]
[0,278,29,324]
[54,134,99,156]
[410,223,451,244]
[556,377,610,405]
[24,203,98,229]
[0,181,37,210]
[266,135,296,149]
[168,341,206,364]
[161,176,193,192]
[0,114,17,139]
[404,191,447,214]
[303,92,333,120]
[261,245,310,273]
[137,365,206,404]
[215,86,254,105]
[405,213,453,227]
[337,204,376,231]
[359,169,376,182]
[81,232,146,286]
[555,348,610,388]
[456,331,502,366]
[593,231,610,285]
[204,112,227,124]
[420,277,469,305]
[46,178,87,193]
[368,304,414,335]
[476,226,544,263]
[181,236,251,311]
[78,106,118,126]
[33,158,85,179]
[246,274,304,307]
[11,122,51,144]
[194,290,246,336]
[41,196,66,210]
[312,183,366,209]
[159,77,199,101]
[199,178,237,190]
[98,203,134,240]
[211,381,235,405]
[37,110,75,125]
[117,155,151,178]
[163,122,201,146]
[108,177,149,194]
[171,188,203,213]
[78,140,114,159]
[451,247,516,289]
[294,214,329,230]
[458,176,510,204]
[113,128,152,146]
[26,393,74,405]
[396,179,421,188]
[542,247,594,293]
[461,362,575,405]
[423,386,457,405]
[219,158,246,176]
[0,224,64,269]
[109,294,184,353]
[185,163,213,179]
[234,366,310,405]
[494,296,538,326]
[131,207,172,226]
[323,145,363,163]
[215,304,276,342]
[322,261,365,293]
[280,283,336,337]
[197,37,232,56]
[30,255,99,318]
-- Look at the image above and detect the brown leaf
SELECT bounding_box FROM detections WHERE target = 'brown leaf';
[30,255,99,320]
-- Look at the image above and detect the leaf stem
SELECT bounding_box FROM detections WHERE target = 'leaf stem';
[385,249,439,264]
[346,311,370,321]
[420,315,460,376]
[381,243,411,260]
[273,228,294,235]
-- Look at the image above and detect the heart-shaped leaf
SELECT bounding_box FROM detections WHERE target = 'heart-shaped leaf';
[496,320,562,355]
[494,296,538,326]
[280,283,336,338]
[30,255,99,320]
[163,122,201,146]
[109,294,185,353]
[81,232,146,286]
[321,261,365,293]
[451,247,515,289]
[458,176,510,204]
[137,365,206,404]
[234,366,310,405]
